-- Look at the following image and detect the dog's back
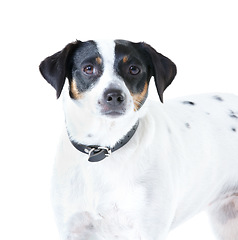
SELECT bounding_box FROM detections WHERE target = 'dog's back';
[157,93,238,230]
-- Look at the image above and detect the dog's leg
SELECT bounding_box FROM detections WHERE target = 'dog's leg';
[64,212,102,240]
[63,209,171,240]
[208,194,238,240]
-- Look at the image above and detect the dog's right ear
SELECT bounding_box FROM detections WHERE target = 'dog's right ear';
[39,41,81,98]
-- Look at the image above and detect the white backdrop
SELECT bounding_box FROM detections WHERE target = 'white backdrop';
[0,0,237,239]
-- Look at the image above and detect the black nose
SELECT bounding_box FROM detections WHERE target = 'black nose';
[104,89,125,106]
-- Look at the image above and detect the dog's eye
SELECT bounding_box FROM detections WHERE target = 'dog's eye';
[129,66,140,75]
[83,65,95,75]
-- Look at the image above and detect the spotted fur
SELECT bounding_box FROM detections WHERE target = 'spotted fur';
[40,40,238,240]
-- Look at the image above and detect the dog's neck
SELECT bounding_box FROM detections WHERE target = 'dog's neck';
[63,93,140,148]
[67,120,139,162]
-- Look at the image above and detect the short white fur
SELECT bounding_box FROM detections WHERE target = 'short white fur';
[52,41,238,240]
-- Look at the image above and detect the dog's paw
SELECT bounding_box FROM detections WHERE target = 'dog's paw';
[64,211,141,240]
[66,212,96,240]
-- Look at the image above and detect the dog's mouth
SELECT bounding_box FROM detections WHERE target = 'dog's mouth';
[102,109,125,118]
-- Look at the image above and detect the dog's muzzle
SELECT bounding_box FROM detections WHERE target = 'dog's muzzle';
[99,88,127,117]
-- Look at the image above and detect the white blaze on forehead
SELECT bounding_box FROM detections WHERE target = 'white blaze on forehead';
[94,39,118,91]
[95,40,115,69]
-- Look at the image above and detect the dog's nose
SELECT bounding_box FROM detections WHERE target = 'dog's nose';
[104,89,125,106]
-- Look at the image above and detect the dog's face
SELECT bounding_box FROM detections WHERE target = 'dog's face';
[40,40,176,120]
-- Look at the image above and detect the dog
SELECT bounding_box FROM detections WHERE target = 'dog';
[40,39,238,240]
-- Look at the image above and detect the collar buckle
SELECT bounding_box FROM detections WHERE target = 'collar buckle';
[98,146,112,157]
[85,146,111,162]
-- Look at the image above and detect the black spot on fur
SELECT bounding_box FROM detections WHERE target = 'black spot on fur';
[185,123,191,128]
[229,110,238,119]
[213,95,224,101]
[182,101,195,106]
[86,223,94,230]
[232,128,236,132]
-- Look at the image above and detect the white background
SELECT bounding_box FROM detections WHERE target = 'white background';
[0,0,238,239]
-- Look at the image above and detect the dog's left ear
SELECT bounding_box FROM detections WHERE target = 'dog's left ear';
[142,43,177,102]
[39,41,80,98]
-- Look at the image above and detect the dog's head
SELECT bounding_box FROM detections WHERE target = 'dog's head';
[40,40,176,118]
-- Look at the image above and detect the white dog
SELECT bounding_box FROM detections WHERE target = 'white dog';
[40,39,238,240]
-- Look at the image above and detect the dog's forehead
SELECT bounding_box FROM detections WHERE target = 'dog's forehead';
[114,39,137,54]
[94,40,141,64]
[95,40,116,64]
[73,40,142,65]
[73,40,100,62]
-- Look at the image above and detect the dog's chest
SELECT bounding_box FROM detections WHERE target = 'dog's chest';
[64,157,148,220]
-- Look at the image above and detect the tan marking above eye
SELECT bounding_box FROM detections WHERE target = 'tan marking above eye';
[70,79,83,99]
[131,81,148,111]
[96,57,102,65]
[123,56,128,63]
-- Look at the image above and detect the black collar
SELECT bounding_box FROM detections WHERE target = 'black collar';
[68,121,139,162]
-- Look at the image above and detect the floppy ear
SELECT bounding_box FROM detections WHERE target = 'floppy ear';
[142,43,177,102]
[39,41,80,98]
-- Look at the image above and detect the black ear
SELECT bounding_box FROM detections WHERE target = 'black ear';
[142,43,177,102]
[39,41,81,98]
